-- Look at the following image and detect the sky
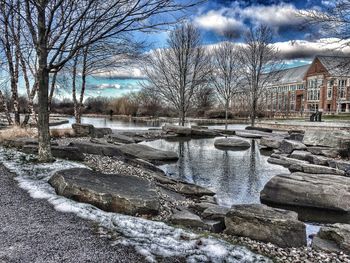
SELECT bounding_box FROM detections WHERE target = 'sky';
[58,0,350,99]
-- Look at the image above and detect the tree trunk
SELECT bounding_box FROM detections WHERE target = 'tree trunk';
[225,100,229,130]
[37,4,52,162]
[251,97,257,127]
[0,90,13,125]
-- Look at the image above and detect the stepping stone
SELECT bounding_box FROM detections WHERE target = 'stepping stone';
[49,168,160,216]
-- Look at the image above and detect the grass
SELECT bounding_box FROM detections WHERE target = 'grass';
[0,126,37,143]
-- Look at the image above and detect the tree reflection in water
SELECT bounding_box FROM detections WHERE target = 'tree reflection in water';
[143,137,289,207]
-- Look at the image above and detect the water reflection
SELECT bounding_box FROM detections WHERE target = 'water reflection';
[142,138,289,207]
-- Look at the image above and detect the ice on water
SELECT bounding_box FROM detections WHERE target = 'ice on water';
[0,147,270,263]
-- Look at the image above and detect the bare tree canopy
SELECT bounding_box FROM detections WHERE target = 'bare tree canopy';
[299,0,350,42]
[0,0,201,161]
[210,42,239,129]
[142,23,211,126]
[236,25,282,126]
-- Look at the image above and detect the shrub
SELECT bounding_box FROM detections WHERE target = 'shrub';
[0,126,37,143]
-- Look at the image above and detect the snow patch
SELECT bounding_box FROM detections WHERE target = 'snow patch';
[0,147,271,263]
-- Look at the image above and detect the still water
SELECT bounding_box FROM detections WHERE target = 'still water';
[142,138,289,207]
[55,116,248,130]
[56,116,163,130]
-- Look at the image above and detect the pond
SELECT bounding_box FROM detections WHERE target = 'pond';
[54,116,249,130]
[142,137,289,207]
[55,116,163,130]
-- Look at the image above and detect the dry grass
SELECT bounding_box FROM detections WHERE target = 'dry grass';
[50,128,75,138]
[0,126,37,143]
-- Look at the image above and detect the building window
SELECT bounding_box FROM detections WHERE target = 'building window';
[338,79,347,99]
[327,80,334,99]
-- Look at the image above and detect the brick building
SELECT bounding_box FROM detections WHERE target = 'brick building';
[231,55,350,116]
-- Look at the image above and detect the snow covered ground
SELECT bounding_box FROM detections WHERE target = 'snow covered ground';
[0,147,270,263]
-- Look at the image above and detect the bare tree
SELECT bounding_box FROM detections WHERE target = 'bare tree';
[6,0,200,162]
[236,25,282,127]
[142,23,211,126]
[0,1,21,125]
[67,37,141,123]
[210,42,239,130]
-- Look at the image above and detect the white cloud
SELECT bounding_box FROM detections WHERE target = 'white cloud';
[273,38,350,59]
[194,9,245,36]
[194,3,305,35]
[93,67,146,79]
[241,4,302,28]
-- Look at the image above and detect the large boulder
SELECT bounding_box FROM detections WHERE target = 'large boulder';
[162,124,192,136]
[235,131,263,139]
[69,141,178,164]
[303,130,350,148]
[118,143,178,163]
[224,204,306,247]
[245,126,272,133]
[328,160,350,175]
[305,154,330,166]
[267,156,308,168]
[214,137,250,150]
[289,163,345,176]
[72,123,94,137]
[49,168,160,215]
[106,133,136,144]
[312,223,350,254]
[162,124,218,138]
[290,150,312,161]
[307,146,342,158]
[261,172,350,212]
[93,127,112,138]
[2,138,58,149]
[170,209,224,233]
[279,139,307,154]
[260,137,282,149]
[69,141,124,156]
[22,145,84,161]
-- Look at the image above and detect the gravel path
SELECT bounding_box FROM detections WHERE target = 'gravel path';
[0,165,145,263]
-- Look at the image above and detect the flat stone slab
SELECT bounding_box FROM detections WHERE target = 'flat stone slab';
[162,124,218,138]
[234,131,263,139]
[22,145,84,161]
[214,137,250,150]
[279,139,307,154]
[307,146,342,158]
[224,204,306,248]
[170,209,224,233]
[268,156,309,168]
[49,168,160,216]
[290,150,312,161]
[260,137,283,149]
[312,223,350,254]
[303,130,350,148]
[69,141,178,164]
[118,143,178,163]
[261,172,350,212]
[289,163,345,176]
[106,134,136,144]
[3,138,58,148]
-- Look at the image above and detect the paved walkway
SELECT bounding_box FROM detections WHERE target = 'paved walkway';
[0,165,145,263]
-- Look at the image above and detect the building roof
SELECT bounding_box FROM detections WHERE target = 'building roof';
[268,64,309,86]
[317,55,350,76]
[277,64,310,85]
